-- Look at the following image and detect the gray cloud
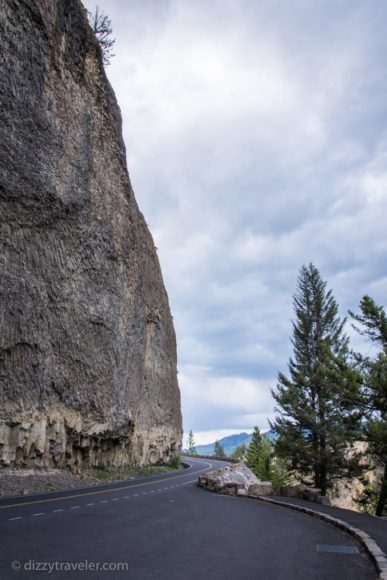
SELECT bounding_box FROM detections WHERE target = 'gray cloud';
[84,0,387,441]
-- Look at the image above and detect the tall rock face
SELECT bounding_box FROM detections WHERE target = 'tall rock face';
[0,0,182,469]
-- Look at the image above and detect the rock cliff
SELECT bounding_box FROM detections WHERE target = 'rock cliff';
[0,0,182,470]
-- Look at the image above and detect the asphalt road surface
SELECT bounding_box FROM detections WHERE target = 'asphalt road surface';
[0,457,376,579]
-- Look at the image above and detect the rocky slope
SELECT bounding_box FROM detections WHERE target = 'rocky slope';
[0,0,182,470]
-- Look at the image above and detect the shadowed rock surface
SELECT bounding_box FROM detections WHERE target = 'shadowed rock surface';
[0,0,182,470]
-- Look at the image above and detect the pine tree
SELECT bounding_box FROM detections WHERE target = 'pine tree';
[350,296,387,516]
[232,442,247,460]
[271,264,362,495]
[214,440,225,458]
[245,427,272,480]
[87,6,115,65]
[187,430,197,456]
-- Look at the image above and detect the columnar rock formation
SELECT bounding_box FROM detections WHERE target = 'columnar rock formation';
[0,0,182,470]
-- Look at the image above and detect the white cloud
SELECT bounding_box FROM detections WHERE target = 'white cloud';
[179,364,275,434]
[83,0,387,436]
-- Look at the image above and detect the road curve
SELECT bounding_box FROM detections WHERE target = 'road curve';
[0,456,376,579]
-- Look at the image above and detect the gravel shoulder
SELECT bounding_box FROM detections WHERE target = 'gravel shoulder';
[0,464,179,498]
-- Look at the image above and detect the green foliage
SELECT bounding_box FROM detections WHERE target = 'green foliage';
[246,427,272,480]
[214,440,225,458]
[350,295,387,346]
[355,473,387,517]
[245,427,290,484]
[87,6,115,65]
[350,296,387,516]
[270,456,291,487]
[271,264,362,495]
[231,442,247,460]
[95,466,113,481]
[95,464,176,481]
[187,430,197,455]
[170,453,181,469]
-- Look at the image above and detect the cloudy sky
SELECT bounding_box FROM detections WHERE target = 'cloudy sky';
[84,0,387,445]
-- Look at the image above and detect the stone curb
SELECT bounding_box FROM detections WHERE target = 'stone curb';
[250,495,387,579]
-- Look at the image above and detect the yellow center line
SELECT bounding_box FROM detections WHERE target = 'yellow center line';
[0,461,212,510]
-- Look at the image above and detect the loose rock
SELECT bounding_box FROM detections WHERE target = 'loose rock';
[198,462,261,494]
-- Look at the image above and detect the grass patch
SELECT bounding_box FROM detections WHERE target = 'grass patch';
[94,462,182,482]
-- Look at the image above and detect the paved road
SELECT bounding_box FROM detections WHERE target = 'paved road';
[0,457,376,579]
[271,494,387,554]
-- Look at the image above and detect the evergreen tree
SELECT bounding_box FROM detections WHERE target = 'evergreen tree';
[271,264,362,495]
[350,296,387,516]
[232,442,247,460]
[214,440,225,458]
[245,427,272,481]
[187,430,197,456]
[270,455,291,487]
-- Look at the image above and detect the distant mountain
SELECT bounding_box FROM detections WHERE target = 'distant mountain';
[193,429,277,457]
[263,429,277,442]
[194,432,252,456]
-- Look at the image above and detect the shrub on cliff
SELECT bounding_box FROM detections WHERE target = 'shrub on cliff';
[88,6,115,65]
